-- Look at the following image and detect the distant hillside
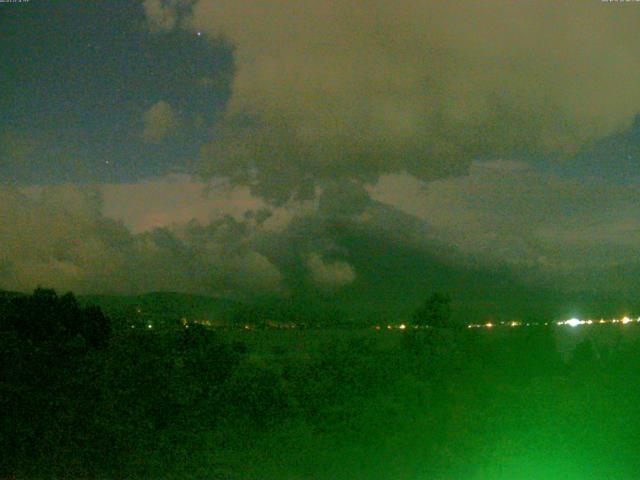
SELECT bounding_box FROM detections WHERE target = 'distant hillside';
[79,292,354,328]
[296,212,621,325]
[0,290,24,300]
[78,292,240,326]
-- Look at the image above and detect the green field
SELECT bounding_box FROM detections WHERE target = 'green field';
[6,313,640,479]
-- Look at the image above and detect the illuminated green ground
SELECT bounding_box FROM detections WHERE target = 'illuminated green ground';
[200,328,640,479]
[4,316,640,479]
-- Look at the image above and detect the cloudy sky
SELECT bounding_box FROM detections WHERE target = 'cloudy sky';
[3,0,640,321]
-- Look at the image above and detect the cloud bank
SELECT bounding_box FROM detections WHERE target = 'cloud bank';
[147,0,640,202]
[3,164,640,300]
[101,174,265,233]
[0,184,282,296]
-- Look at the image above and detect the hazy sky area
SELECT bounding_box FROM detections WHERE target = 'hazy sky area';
[3,0,640,322]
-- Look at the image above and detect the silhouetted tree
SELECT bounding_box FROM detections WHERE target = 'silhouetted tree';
[81,305,111,348]
[1,288,110,348]
[0,289,113,477]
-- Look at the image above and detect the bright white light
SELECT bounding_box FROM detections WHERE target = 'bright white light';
[399,324,406,330]
[565,318,582,327]
[622,316,632,324]
[147,324,153,329]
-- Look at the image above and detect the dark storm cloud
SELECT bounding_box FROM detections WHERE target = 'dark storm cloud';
[2,165,640,305]
[5,0,640,308]
[148,0,640,202]
[370,162,640,290]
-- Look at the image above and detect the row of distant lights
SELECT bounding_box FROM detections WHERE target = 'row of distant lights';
[467,316,640,329]
[374,324,430,331]
[135,318,640,331]
[558,316,639,327]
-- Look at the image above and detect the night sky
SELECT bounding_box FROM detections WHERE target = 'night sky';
[3,0,640,322]
[2,0,232,183]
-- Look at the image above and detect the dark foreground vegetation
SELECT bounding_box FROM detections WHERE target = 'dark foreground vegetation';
[3,290,640,479]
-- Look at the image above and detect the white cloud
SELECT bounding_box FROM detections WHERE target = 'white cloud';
[307,253,355,290]
[142,101,180,142]
[143,0,192,33]
[101,174,265,233]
